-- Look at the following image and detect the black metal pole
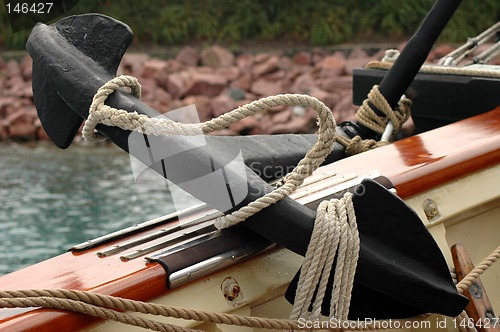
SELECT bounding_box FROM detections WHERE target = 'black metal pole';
[350,0,462,138]
[379,0,462,108]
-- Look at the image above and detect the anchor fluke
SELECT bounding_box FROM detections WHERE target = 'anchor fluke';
[27,14,133,148]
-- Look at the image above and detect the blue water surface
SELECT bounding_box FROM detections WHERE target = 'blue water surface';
[0,141,194,275]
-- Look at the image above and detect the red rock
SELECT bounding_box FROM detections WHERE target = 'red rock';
[6,108,26,124]
[267,115,313,134]
[309,88,340,110]
[265,104,287,113]
[211,94,237,117]
[333,92,357,123]
[155,86,172,101]
[236,54,254,72]
[215,66,240,81]
[142,59,168,78]
[253,55,280,77]
[254,53,271,64]
[36,126,50,140]
[293,52,311,66]
[345,58,369,76]
[290,73,317,94]
[312,47,328,65]
[207,129,238,136]
[262,70,286,82]
[319,76,352,92]
[7,108,37,139]
[184,73,227,97]
[165,59,185,73]
[33,118,50,140]
[243,92,258,101]
[250,79,283,96]
[345,48,369,75]
[201,46,235,68]
[137,77,158,102]
[349,48,368,59]
[4,60,20,78]
[232,73,253,91]
[229,115,260,134]
[194,66,215,74]
[167,100,185,115]
[182,95,213,121]
[163,72,187,99]
[120,53,150,76]
[271,108,292,124]
[11,123,36,139]
[318,52,346,78]
[20,56,32,81]
[18,85,33,99]
[0,97,14,116]
[175,46,200,66]
[258,113,273,133]
[0,123,8,140]
[210,129,238,136]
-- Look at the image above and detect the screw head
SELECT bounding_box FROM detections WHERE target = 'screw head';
[423,199,439,220]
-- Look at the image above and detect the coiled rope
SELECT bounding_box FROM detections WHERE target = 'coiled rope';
[1,245,498,331]
[289,193,359,327]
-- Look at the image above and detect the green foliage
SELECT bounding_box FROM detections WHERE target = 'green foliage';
[0,0,498,50]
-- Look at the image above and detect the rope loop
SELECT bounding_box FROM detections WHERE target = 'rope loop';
[355,85,411,136]
[82,75,337,230]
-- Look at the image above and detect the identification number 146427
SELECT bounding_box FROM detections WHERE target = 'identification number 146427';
[6,2,53,14]
[453,317,499,329]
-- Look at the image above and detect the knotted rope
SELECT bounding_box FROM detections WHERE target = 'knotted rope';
[289,193,359,328]
[335,85,411,155]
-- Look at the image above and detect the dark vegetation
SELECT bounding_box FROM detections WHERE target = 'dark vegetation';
[1,0,499,50]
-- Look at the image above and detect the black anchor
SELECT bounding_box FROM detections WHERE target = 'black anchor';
[26,0,467,319]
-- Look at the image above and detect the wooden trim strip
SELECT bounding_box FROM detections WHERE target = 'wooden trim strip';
[0,107,499,331]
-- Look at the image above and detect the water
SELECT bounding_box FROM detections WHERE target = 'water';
[0,141,196,275]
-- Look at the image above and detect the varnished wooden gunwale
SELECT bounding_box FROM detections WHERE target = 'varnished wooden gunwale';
[0,107,498,331]
[0,244,167,331]
[315,106,500,199]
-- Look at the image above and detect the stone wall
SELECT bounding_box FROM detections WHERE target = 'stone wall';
[1,43,494,142]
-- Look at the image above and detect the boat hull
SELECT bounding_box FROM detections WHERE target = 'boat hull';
[1,107,499,331]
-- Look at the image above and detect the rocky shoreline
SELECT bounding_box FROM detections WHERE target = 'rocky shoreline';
[0,43,493,143]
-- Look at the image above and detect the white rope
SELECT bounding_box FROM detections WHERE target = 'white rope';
[366,60,500,79]
[82,75,337,230]
[81,76,396,328]
[289,193,359,331]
